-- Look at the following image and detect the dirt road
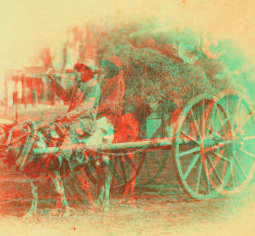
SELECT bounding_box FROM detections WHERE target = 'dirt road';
[1,167,255,236]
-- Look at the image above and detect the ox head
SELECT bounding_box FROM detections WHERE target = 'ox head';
[0,121,18,147]
[0,121,20,167]
[0,125,8,156]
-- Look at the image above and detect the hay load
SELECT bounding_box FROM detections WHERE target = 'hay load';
[98,25,246,115]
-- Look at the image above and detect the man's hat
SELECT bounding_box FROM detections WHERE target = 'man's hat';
[99,55,123,70]
[74,59,98,72]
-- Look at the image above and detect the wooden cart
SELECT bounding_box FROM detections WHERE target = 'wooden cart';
[33,89,255,200]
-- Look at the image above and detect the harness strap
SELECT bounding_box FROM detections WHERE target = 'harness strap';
[16,122,37,171]
[6,128,14,146]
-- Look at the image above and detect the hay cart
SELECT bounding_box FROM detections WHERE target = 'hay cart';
[33,89,255,200]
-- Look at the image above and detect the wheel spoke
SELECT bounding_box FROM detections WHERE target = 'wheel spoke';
[235,113,252,133]
[222,168,232,189]
[124,155,138,172]
[150,153,161,168]
[232,151,247,180]
[183,154,200,180]
[203,142,227,153]
[209,105,217,133]
[190,108,201,139]
[216,106,227,137]
[119,156,127,183]
[219,155,233,189]
[207,154,222,183]
[181,131,199,144]
[221,159,227,186]
[238,148,255,159]
[179,146,200,157]
[202,100,205,137]
[196,161,202,194]
[208,153,220,176]
[145,155,151,178]
[229,154,235,189]
[205,126,224,141]
[179,140,200,146]
[243,135,255,141]
[226,95,230,134]
[233,98,241,129]
[212,152,231,163]
[204,158,211,194]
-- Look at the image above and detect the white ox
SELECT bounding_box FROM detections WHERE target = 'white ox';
[0,117,114,217]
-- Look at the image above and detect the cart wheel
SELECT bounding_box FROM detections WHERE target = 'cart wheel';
[69,161,101,203]
[82,150,145,190]
[110,151,145,189]
[173,94,218,199]
[82,151,110,187]
[67,153,109,204]
[135,118,169,186]
[202,90,255,196]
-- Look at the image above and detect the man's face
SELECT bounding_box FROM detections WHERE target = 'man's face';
[104,66,117,79]
[100,60,118,80]
[75,68,94,83]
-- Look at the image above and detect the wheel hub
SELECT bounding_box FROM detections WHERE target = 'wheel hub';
[236,137,244,150]
[203,138,216,149]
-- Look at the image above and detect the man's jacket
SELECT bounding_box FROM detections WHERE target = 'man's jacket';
[54,78,100,128]
[97,72,125,126]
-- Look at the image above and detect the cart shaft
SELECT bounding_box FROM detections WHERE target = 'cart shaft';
[33,137,175,154]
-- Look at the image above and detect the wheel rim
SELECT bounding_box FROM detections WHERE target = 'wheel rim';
[174,94,218,199]
[136,150,169,187]
[136,118,170,186]
[82,149,145,190]
[202,90,255,196]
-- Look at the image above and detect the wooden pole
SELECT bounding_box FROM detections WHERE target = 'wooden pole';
[33,137,174,154]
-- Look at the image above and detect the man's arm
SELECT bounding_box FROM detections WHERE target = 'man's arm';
[97,78,125,117]
[65,82,100,121]
[48,75,73,101]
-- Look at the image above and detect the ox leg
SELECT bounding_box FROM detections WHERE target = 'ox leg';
[123,183,130,201]
[123,154,136,207]
[49,171,70,217]
[24,179,38,218]
[95,164,105,206]
[75,167,95,211]
[96,187,104,206]
[95,155,111,211]
[130,178,135,203]
[102,162,112,211]
[128,178,136,208]
[123,180,135,203]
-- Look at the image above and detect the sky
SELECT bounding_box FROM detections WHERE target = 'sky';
[0,0,255,69]
[0,1,255,234]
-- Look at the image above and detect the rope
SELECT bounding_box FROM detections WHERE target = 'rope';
[7,120,56,147]
[16,122,38,170]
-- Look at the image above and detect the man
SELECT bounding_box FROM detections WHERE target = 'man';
[96,55,140,208]
[49,59,100,140]
[33,59,101,172]
[47,59,101,211]
[97,55,125,126]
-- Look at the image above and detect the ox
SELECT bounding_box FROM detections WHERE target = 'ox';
[0,117,114,217]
